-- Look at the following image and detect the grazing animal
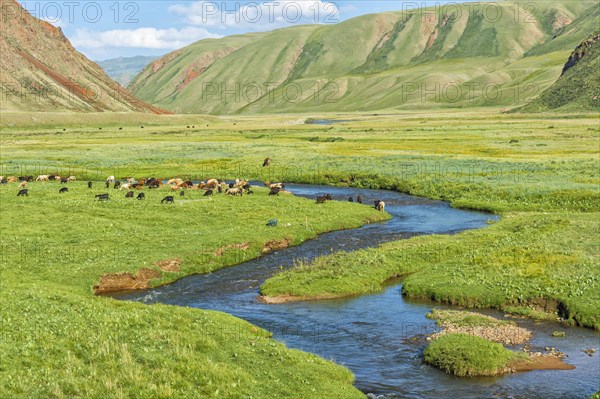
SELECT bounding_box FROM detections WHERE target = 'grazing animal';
[349,196,354,202]
[59,187,68,194]
[180,190,185,197]
[67,176,76,182]
[226,187,243,196]
[88,181,93,189]
[135,184,143,190]
[137,193,145,200]
[120,183,132,191]
[96,193,110,201]
[375,201,385,212]
[125,191,134,198]
[113,181,121,189]
[316,194,333,204]
[36,175,49,182]
[206,179,219,189]
[203,190,213,197]
[19,176,33,182]
[106,176,116,183]
[48,175,57,181]
[263,158,271,167]
[7,176,18,183]
[0,179,7,185]
[126,178,136,184]
[161,196,174,204]
[357,195,363,204]
[18,181,28,189]
[167,178,184,186]
[54,176,62,181]
[17,189,28,197]
[247,189,254,195]
[60,178,68,184]
[148,181,160,189]
[228,183,235,189]
[105,181,110,189]
[266,219,278,227]
[184,180,194,187]
[269,187,281,196]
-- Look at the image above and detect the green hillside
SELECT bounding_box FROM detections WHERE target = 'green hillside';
[520,30,600,112]
[129,1,600,114]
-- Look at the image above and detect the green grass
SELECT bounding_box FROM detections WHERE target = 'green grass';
[423,334,528,377]
[1,109,599,396]
[0,181,385,398]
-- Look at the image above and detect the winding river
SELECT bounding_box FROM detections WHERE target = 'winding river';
[113,184,600,399]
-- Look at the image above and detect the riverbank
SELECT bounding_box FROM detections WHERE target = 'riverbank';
[0,182,385,398]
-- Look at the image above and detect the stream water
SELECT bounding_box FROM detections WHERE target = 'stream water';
[113,184,600,399]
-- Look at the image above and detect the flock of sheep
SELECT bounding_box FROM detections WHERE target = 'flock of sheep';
[2,173,385,211]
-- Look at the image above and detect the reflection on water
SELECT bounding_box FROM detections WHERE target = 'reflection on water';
[113,184,600,399]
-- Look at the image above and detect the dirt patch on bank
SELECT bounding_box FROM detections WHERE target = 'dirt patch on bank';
[155,258,181,272]
[513,355,575,372]
[94,268,161,294]
[215,242,250,257]
[258,293,349,304]
[262,238,292,254]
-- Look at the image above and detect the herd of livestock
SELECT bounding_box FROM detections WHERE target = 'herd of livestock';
[1,174,385,211]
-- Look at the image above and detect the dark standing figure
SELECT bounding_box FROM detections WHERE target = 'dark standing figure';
[114,181,121,189]
[357,195,363,204]
[263,158,271,167]
[349,196,354,202]
[137,193,145,200]
[125,191,134,198]
[161,196,174,204]
[105,180,110,189]
[88,181,93,189]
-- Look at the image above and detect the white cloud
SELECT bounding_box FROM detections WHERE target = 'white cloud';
[71,27,222,50]
[169,1,340,30]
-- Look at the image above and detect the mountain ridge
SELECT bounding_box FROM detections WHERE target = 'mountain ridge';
[0,0,168,113]
[129,1,600,114]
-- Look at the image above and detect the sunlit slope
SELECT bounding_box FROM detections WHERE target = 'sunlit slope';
[520,30,600,112]
[0,0,166,113]
[130,1,599,114]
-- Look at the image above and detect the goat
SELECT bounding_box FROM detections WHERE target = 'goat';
[113,181,121,189]
[357,195,363,204]
[137,193,145,200]
[106,176,116,183]
[269,187,281,196]
[67,176,76,182]
[125,191,134,198]
[180,190,185,197]
[203,190,213,197]
[88,181,93,189]
[375,201,385,212]
[17,189,28,196]
[226,187,243,196]
[18,181,28,189]
[349,197,354,202]
[60,178,68,184]
[161,196,174,204]
[36,175,49,182]
[263,158,271,167]
[59,187,68,194]
[96,193,110,201]
[120,183,132,191]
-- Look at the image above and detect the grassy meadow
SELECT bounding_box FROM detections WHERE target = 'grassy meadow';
[1,109,599,397]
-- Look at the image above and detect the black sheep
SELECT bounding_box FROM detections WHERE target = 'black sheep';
[17,189,28,197]
[161,196,174,204]
[125,191,134,198]
[95,193,110,201]
[59,187,68,194]
[137,193,145,200]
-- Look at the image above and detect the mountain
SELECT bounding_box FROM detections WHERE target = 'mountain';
[129,1,600,114]
[97,56,158,86]
[519,30,600,112]
[0,0,168,113]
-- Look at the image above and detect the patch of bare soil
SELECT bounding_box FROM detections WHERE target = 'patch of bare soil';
[262,238,292,254]
[215,243,250,257]
[93,268,161,294]
[155,258,181,272]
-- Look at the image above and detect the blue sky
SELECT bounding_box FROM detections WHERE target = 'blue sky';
[18,1,471,60]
